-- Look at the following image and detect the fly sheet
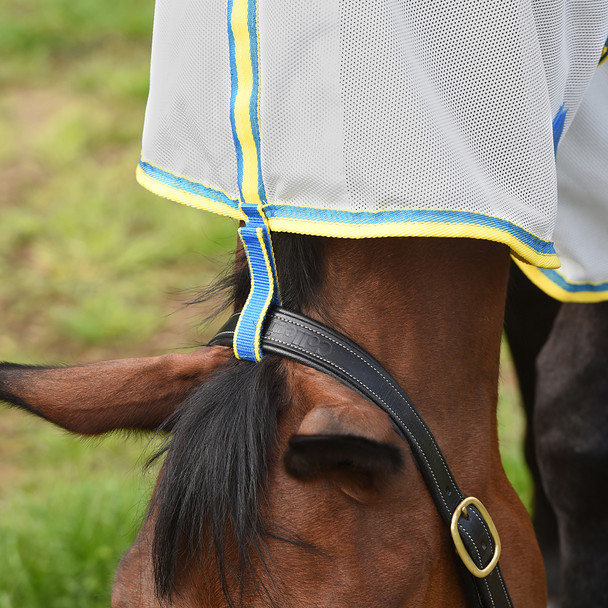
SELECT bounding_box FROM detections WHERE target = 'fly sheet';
[137,0,608,304]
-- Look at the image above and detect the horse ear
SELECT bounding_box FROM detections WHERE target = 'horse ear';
[0,346,231,435]
[284,400,404,484]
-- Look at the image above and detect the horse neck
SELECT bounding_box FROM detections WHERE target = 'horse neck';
[309,236,511,488]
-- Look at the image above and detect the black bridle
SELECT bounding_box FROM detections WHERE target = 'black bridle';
[211,307,513,608]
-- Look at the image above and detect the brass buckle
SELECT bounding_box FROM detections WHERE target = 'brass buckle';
[450,496,501,578]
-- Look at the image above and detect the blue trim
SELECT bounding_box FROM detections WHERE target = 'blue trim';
[139,160,555,258]
[234,227,272,361]
[138,160,239,209]
[227,0,244,200]
[552,104,568,155]
[264,204,557,256]
[247,0,266,203]
[538,268,608,294]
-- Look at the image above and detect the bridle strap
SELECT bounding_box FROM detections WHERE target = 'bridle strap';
[211,307,513,608]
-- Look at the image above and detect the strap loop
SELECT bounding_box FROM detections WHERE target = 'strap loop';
[233,204,280,361]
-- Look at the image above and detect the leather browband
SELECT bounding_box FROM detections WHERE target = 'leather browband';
[211,307,513,608]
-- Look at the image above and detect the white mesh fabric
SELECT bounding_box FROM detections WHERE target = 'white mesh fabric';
[259,0,348,211]
[338,0,555,230]
[141,0,239,200]
[257,0,607,239]
[140,0,608,288]
[554,62,608,287]
[533,1,608,119]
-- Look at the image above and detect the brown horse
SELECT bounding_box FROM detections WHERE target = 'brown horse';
[0,234,546,606]
[506,265,608,607]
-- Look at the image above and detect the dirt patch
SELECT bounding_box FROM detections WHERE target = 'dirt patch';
[0,87,73,205]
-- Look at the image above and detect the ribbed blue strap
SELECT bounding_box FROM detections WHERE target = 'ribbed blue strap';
[233,203,281,361]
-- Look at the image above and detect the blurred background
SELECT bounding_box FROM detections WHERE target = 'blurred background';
[0,1,531,606]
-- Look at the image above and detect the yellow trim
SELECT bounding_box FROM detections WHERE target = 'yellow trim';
[254,227,276,360]
[263,201,552,247]
[267,217,561,269]
[255,2,263,149]
[138,163,560,270]
[514,259,608,303]
[231,0,263,207]
[136,164,245,221]
[264,201,554,243]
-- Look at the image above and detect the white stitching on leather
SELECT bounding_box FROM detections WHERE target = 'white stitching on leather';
[244,312,510,607]
[470,508,494,551]
[467,509,511,607]
[495,569,513,608]
[458,524,496,608]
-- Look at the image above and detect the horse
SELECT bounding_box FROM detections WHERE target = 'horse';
[0,233,547,606]
[506,264,608,608]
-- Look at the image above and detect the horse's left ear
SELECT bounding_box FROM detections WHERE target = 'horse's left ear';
[0,346,231,434]
[284,399,404,484]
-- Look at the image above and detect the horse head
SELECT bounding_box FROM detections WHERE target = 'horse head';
[0,349,464,607]
[1,234,547,607]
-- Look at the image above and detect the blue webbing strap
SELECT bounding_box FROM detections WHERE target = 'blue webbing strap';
[233,203,281,361]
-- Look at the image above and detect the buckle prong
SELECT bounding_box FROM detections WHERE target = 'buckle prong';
[450,496,501,578]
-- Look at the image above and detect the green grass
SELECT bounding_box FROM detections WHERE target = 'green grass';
[0,410,162,607]
[498,344,533,511]
[0,433,154,608]
[0,0,533,605]
[0,0,237,364]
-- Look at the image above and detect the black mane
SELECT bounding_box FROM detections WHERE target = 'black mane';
[150,233,325,604]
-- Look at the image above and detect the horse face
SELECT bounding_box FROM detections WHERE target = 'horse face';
[0,342,537,607]
[0,350,470,606]
[247,364,468,608]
